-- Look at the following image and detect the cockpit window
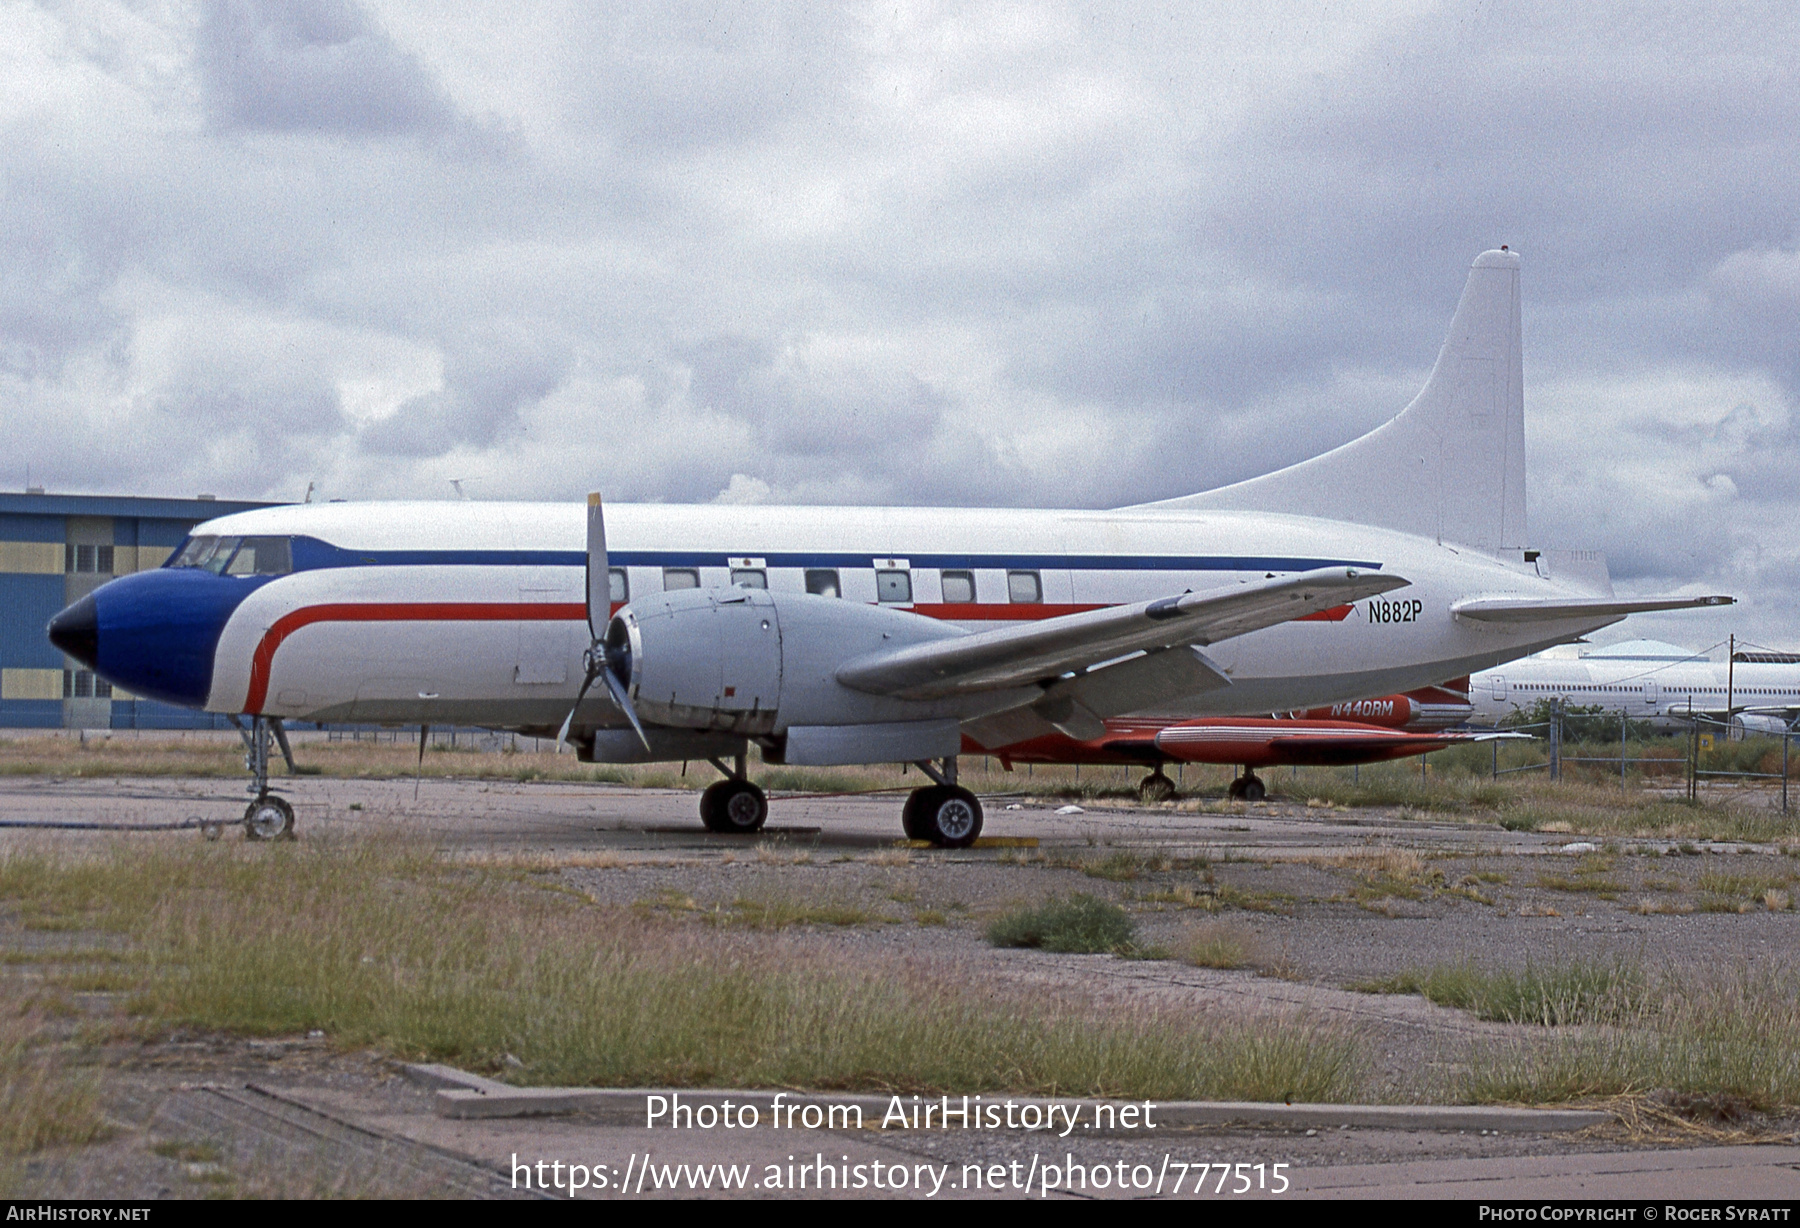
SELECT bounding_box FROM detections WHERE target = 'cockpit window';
[170,536,216,568]
[198,537,240,574]
[226,537,292,576]
[166,535,292,576]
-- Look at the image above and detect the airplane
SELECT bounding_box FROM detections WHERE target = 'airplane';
[1471,639,1800,732]
[46,249,1731,846]
[983,683,1525,803]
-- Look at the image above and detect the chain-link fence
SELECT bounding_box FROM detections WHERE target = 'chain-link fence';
[1490,697,1795,811]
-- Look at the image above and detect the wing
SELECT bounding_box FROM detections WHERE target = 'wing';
[837,567,1405,699]
[838,567,1407,742]
[1451,594,1732,623]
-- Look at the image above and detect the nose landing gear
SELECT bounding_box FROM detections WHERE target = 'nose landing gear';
[235,715,297,840]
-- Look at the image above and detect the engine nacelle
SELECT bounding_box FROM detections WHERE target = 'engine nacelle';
[605,586,970,740]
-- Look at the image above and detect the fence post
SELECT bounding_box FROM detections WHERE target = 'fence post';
[1784,727,1790,815]
[1548,698,1562,782]
[1620,710,1627,791]
[1493,740,1499,781]
[1689,717,1699,802]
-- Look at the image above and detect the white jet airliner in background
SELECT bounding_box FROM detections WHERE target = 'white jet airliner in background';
[1471,640,1800,731]
[48,250,1730,844]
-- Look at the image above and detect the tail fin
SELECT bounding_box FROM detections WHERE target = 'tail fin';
[1140,249,1525,550]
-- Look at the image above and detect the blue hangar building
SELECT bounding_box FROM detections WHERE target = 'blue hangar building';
[0,490,280,729]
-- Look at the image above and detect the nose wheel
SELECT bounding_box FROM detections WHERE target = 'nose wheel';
[244,795,295,841]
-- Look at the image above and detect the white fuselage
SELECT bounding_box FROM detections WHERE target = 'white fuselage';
[1470,649,1800,726]
[168,500,1627,737]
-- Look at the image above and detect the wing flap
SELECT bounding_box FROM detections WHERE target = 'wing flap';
[838,567,1407,700]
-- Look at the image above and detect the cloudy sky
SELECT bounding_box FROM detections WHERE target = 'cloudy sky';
[5,0,1796,650]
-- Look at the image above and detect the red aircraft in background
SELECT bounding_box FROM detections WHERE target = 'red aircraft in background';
[977,680,1525,801]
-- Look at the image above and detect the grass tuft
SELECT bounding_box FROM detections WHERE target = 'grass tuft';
[1363,958,1644,1027]
[985,895,1137,954]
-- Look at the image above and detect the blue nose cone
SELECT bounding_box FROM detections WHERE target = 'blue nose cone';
[48,569,261,709]
[47,593,99,670]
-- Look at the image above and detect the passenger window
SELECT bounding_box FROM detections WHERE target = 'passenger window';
[805,569,841,598]
[940,570,975,603]
[730,568,767,589]
[608,568,628,603]
[663,567,700,590]
[1007,570,1042,603]
[876,569,913,603]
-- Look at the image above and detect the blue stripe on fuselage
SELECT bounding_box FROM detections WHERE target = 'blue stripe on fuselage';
[284,536,1381,573]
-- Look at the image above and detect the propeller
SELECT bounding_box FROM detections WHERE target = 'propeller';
[557,493,651,753]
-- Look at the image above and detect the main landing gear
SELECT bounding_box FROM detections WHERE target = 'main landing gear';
[902,758,983,848]
[234,715,297,840]
[689,750,981,848]
[699,751,768,833]
[1226,769,1266,802]
[1137,768,1177,803]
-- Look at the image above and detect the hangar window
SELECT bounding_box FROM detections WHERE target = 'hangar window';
[663,567,700,590]
[1007,570,1042,603]
[940,570,976,603]
[805,569,840,597]
[609,568,628,604]
[876,569,912,603]
[63,669,112,699]
[65,544,114,574]
[730,568,767,589]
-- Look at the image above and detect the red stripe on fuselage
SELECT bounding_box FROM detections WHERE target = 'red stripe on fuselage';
[238,599,1104,714]
[243,601,587,714]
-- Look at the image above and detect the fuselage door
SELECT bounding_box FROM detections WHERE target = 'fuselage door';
[1489,674,1507,702]
[517,565,576,685]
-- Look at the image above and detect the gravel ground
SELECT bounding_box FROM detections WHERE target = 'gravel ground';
[4,775,1798,1197]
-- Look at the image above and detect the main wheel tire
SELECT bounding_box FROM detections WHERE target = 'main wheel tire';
[243,795,295,841]
[699,780,731,831]
[901,788,932,840]
[1138,773,1176,803]
[708,780,768,833]
[1240,775,1266,802]
[916,785,982,849]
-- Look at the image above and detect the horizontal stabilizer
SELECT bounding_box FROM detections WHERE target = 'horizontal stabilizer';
[837,567,1407,701]
[1452,594,1733,624]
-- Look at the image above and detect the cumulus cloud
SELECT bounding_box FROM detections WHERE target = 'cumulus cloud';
[196,0,459,136]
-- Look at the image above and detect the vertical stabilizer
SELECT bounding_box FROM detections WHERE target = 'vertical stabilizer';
[1142,250,1525,549]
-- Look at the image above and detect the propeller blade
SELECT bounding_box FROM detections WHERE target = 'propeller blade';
[602,664,652,753]
[586,492,608,642]
[556,664,601,750]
